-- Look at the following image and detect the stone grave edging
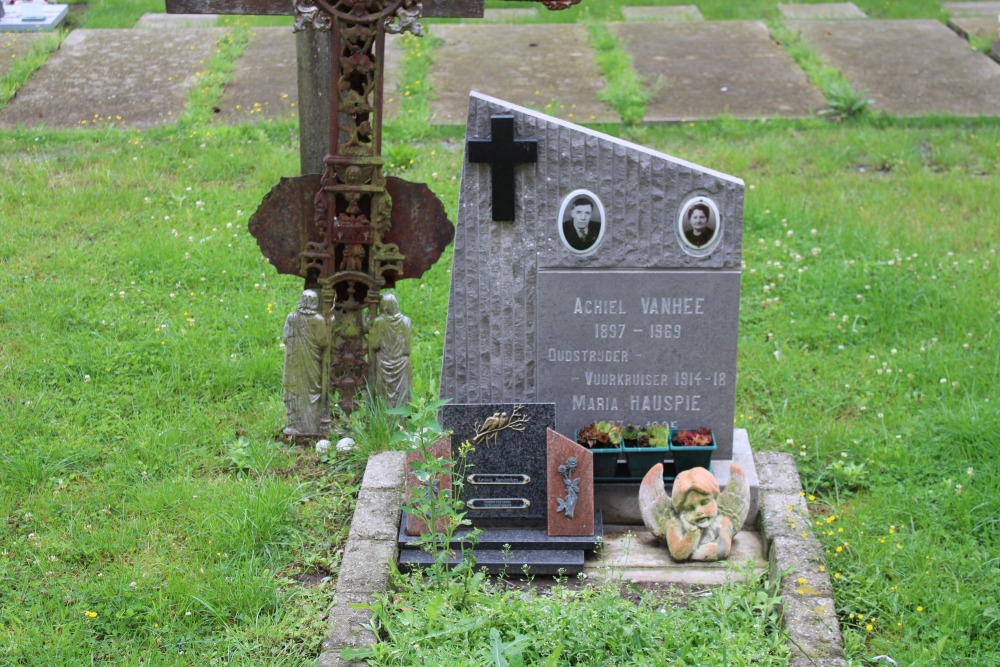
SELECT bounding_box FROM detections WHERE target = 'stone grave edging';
[318,450,407,667]
[318,450,847,666]
[754,452,847,667]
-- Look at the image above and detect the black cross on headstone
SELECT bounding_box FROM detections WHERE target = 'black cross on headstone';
[467,115,538,222]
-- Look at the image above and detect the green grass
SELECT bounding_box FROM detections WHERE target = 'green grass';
[1,0,999,664]
[5,115,996,666]
[0,33,62,111]
[354,565,790,665]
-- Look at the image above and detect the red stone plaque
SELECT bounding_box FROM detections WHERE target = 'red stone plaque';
[546,428,594,537]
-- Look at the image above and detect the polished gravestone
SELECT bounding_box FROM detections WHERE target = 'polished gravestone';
[611,21,825,121]
[789,19,1000,116]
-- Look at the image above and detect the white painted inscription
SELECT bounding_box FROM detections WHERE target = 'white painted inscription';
[536,270,740,456]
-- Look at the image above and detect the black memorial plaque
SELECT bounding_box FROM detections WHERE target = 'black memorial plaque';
[442,403,554,525]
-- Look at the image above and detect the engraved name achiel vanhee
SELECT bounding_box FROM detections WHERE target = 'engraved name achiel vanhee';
[443,93,744,460]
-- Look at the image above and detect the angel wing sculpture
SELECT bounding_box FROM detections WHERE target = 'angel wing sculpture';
[639,463,750,561]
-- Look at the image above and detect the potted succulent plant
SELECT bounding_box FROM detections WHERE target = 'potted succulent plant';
[623,424,670,478]
[620,424,648,448]
[576,421,622,478]
[670,427,716,473]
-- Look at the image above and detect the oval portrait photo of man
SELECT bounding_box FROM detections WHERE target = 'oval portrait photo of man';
[558,190,605,255]
[677,196,721,251]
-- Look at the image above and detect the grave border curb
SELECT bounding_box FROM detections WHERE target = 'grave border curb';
[754,452,847,667]
[317,450,407,667]
[318,450,847,666]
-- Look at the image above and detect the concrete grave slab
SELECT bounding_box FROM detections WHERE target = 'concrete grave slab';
[215,26,297,123]
[943,1,1000,17]
[482,7,537,20]
[0,2,67,32]
[949,16,1000,41]
[788,19,1000,116]
[0,31,44,79]
[777,2,866,19]
[611,21,826,120]
[380,33,405,121]
[426,23,618,124]
[0,28,227,129]
[949,17,1000,61]
[591,526,766,584]
[134,12,220,28]
[621,5,704,21]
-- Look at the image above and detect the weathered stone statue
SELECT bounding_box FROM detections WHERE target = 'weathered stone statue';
[282,289,331,436]
[368,294,412,408]
[639,464,750,562]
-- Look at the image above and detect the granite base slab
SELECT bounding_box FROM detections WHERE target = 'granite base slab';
[134,12,220,28]
[426,23,619,124]
[398,510,603,575]
[399,510,603,550]
[215,27,297,124]
[620,5,704,21]
[777,2,866,19]
[399,548,585,575]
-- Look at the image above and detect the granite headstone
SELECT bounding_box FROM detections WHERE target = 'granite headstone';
[441,92,744,460]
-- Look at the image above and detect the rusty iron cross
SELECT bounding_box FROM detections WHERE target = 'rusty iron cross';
[167,0,578,416]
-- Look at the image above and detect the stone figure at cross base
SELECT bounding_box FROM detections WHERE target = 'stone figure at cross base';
[282,289,332,437]
[367,294,412,409]
[639,464,750,562]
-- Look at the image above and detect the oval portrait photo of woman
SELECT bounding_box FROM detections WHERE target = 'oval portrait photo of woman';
[677,196,721,251]
[558,190,606,255]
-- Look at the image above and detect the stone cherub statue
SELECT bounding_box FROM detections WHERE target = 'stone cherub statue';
[639,463,750,562]
[282,289,332,437]
[367,293,412,409]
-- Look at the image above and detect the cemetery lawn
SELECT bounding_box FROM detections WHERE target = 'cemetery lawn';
[0,1,997,662]
[2,114,996,665]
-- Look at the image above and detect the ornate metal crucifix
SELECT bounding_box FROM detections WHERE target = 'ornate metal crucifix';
[167,0,579,425]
